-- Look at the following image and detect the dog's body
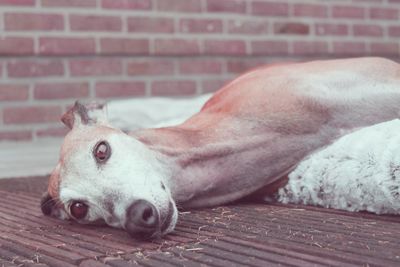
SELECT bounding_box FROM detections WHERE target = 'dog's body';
[42,57,400,238]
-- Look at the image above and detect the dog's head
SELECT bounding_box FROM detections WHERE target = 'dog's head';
[41,101,177,239]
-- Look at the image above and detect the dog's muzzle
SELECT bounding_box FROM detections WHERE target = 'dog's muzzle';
[125,199,161,239]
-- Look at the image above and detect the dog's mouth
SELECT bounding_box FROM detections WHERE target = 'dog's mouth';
[123,198,177,239]
[40,192,69,220]
[160,201,176,234]
[41,192,55,216]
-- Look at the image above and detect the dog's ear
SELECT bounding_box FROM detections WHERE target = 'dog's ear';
[61,101,108,129]
[42,163,62,216]
[47,163,61,201]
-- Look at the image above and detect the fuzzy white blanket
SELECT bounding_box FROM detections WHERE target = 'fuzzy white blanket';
[278,119,400,214]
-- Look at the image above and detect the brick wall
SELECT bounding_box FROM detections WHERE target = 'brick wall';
[0,0,399,142]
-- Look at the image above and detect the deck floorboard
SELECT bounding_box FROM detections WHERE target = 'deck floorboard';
[1,176,399,267]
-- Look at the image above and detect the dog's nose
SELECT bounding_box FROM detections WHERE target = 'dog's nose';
[125,199,160,239]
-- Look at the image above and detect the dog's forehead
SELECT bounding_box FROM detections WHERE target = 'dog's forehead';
[57,125,156,182]
[61,125,119,156]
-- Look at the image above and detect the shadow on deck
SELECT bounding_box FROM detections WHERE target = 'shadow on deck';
[0,176,399,267]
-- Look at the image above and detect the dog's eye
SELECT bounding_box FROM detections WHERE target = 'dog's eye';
[94,141,111,163]
[70,201,88,219]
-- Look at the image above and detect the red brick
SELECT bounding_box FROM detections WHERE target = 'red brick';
[370,43,399,55]
[179,60,222,74]
[34,82,89,100]
[353,0,382,2]
[3,106,62,124]
[70,59,122,77]
[5,13,64,31]
[180,19,222,34]
[227,59,266,73]
[206,0,246,13]
[102,0,151,9]
[293,4,327,18]
[370,7,398,20]
[156,0,201,12]
[0,0,34,6]
[252,1,288,16]
[100,38,149,55]
[274,22,309,35]
[0,84,29,101]
[36,127,68,138]
[389,26,400,37]
[39,37,95,56]
[127,17,174,33]
[0,130,32,141]
[95,81,146,98]
[353,24,383,37]
[70,15,122,32]
[251,41,288,56]
[8,60,64,78]
[292,41,329,55]
[228,19,269,34]
[332,6,365,19]
[152,80,196,96]
[41,0,96,7]
[202,79,228,93]
[204,40,246,56]
[0,37,34,55]
[154,39,200,55]
[333,42,367,55]
[316,23,348,36]
[127,59,174,76]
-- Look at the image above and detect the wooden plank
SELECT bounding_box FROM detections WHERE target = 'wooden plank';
[1,176,400,267]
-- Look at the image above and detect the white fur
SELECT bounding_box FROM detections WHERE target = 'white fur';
[278,119,400,214]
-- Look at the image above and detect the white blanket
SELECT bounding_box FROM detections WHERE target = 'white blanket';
[108,94,212,131]
[278,119,400,214]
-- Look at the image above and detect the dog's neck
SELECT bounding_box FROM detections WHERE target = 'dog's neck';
[131,115,331,209]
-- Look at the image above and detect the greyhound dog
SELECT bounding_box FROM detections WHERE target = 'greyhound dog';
[41,57,400,239]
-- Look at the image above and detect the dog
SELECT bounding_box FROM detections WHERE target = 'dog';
[41,57,400,239]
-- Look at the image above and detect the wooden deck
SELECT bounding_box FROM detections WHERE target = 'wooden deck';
[0,176,399,267]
